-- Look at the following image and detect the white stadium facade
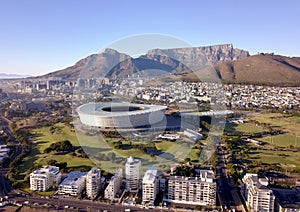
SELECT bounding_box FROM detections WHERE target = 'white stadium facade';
[77,102,167,129]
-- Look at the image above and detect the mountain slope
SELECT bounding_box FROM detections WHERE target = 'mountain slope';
[43,48,130,80]
[215,54,300,85]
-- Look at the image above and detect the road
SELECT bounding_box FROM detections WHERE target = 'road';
[12,195,173,212]
[216,143,245,212]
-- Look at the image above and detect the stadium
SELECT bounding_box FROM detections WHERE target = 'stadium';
[77,102,167,128]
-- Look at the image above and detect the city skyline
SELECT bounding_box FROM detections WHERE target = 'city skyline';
[0,0,300,76]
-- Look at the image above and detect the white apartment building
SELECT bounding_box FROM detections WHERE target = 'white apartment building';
[241,173,275,212]
[125,156,141,192]
[58,171,87,196]
[142,167,159,205]
[30,165,61,191]
[105,168,123,200]
[167,170,216,206]
[86,167,101,199]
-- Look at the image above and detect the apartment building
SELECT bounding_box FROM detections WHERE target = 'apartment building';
[105,168,123,200]
[167,170,216,206]
[58,171,87,196]
[30,165,61,191]
[241,173,275,212]
[142,167,159,205]
[86,168,101,199]
[125,156,141,192]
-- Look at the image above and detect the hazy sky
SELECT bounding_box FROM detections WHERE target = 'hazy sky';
[0,0,299,76]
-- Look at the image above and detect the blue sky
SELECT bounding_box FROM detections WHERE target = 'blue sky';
[0,0,299,76]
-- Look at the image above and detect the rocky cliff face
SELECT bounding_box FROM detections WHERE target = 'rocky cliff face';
[42,44,250,80]
[146,44,250,71]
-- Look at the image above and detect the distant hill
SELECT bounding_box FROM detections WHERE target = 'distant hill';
[0,73,32,79]
[32,44,300,86]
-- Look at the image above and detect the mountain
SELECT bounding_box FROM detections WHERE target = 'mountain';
[43,48,130,80]
[0,73,32,79]
[181,53,300,86]
[31,44,300,86]
[146,43,249,71]
[40,44,249,80]
[215,54,300,86]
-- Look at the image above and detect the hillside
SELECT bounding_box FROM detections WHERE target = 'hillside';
[39,44,249,80]
[28,44,300,86]
[215,54,300,86]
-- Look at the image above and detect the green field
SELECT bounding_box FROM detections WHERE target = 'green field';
[258,133,300,147]
[18,123,96,179]
[248,113,300,134]
[224,122,264,135]
[19,123,198,176]
[250,149,300,168]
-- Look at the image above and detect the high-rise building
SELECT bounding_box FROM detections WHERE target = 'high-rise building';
[105,168,123,200]
[142,167,159,205]
[86,168,101,199]
[125,156,141,192]
[30,166,61,191]
[58,171,87,196]
[241,173,275,212]
[167,170,216,206]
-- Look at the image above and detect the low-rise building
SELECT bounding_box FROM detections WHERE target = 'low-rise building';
[166,170,216,206]
[142,167,159,205]
[86,167,101,199]
[58,171,87,196]
[105,168,123,200]
[30,166,61,191]
[241,173,275,212]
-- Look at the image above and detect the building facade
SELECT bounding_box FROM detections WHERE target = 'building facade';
[125,156,141,192]
[86,168,101,199]
[58,171,87,196]
[30,166,61,191]
[241,173,275,212]
[167,170,216,206]
[142,167,159,205]
[105,168,123,200]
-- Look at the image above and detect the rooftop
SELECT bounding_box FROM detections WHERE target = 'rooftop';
[143,167,158,183]
[60,171,87,187]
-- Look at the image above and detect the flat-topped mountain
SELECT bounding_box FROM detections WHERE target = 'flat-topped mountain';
[26,44,300,86]
[40,44,249,80]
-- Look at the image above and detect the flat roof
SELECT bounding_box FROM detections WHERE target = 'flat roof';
[59,171,87,187]
[143,167,158,183]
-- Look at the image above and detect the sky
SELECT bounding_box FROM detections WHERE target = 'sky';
[0,0,299,76]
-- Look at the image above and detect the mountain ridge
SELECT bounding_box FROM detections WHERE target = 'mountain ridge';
[21,44,300,86]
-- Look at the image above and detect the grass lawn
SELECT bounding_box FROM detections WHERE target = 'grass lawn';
[18,123,96,179]
[250,149,300,167]
[258,133,300,147]
[248,112,300,134]
[224,122,263,135]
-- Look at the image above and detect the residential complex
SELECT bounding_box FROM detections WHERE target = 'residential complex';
[142,167,159,205]
[125,156,141,192]
[241,173,275,212]
[86,167,101,199]
[104,168,123,200]
[58,171,87,196]
[30,165,61,191]
[166,170,216,206]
